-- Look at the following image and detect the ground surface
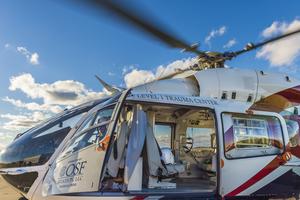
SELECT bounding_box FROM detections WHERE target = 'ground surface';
[0,176,22,200]
[0,176,297,200]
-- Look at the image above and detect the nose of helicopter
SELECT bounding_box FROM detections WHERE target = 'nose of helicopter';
[0,144,40,195]
[0,125,70,195]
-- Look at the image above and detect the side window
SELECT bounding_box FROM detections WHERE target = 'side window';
[76,107,114,133]
[61,106,114,157]
[223,113,284,159]
[62,124,109,155]
[186,127,215,148]
[285,119,300,147]
[93,108,114,125]
[154,123,173,148]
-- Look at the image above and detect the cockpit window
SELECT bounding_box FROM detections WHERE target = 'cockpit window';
[93,108,114,125]
[33,114,82,138]
[60,105,115,158]
[0,113,84,168]
[77,107,114,134]
[0,97,112,169]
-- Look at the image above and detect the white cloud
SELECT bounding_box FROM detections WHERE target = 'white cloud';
[16,46,40,65]
[124,69,156,88]
[0,112,47,132]
[108,72,115,76]
[262,21,287,38]
[1,74,110,149]
[8,73,108,106]
[256,19,300,67]
[3,96,63,114]
[17,46,30,55]
[0,131,15,151]
[4,43,11,48]
[155,57,198,77]
[123,57,197,88]
[205,26,227,46]
[122,65,135,75]
[223,39,237,49]
[30,52,39,65]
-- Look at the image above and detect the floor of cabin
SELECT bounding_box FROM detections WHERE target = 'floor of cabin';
[141,177,216,193]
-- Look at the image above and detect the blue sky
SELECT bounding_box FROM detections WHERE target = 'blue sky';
[0,0,300,148]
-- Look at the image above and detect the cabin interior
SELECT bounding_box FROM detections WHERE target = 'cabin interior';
[101,102,217,193]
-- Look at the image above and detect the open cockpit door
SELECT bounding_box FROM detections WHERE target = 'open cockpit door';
[218,110,290,198]
[42,90,131,196]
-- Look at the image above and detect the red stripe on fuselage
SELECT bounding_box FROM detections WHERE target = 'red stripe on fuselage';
[226,85,300,196]
[277,85,300,104]
[225,155,286,197]
[251,85,300,112]
[130,196,146,200]
[291,145,300,159]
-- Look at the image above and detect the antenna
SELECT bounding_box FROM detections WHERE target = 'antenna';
[95,75,122,94]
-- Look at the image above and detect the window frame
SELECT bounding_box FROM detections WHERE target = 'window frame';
[99,98,220,195]
[221,112,286,160]
[284,118,300,148]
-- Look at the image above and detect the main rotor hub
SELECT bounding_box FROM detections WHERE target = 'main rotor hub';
[195,51,227,70]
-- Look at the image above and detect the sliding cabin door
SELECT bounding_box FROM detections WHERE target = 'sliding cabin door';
[218,111,289,198]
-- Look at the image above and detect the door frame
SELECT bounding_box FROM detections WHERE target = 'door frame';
[101,96,221,198]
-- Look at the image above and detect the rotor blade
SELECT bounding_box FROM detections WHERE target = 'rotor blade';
[233,28,300,56]
[78,0,206,56]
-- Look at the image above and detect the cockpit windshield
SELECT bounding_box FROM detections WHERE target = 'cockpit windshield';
[0,98,109,169]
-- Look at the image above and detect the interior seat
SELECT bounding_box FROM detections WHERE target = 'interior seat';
[160,147,185,175]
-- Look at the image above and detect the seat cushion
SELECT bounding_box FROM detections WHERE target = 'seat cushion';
[165,163,185,175]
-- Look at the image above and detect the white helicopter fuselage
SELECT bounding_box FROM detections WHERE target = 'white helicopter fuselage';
[1,68,300,200]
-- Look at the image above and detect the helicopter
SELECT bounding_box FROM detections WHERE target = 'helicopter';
[1,1,300,200]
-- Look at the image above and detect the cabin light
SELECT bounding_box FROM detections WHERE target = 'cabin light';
[231,92,236,100]
[221,91,227,100]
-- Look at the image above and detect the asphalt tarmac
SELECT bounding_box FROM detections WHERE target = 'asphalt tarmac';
[0,176,297,200]
[0,176,22,200]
